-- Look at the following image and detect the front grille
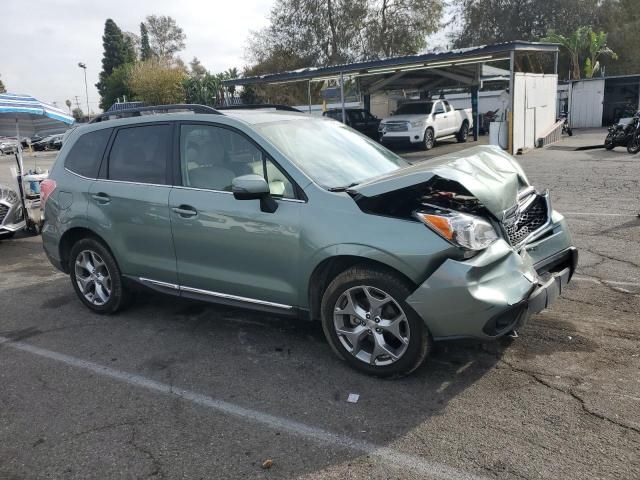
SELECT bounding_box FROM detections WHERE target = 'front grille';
[504,195,548,246]
[383,121,409,132]
[0,204,9,224]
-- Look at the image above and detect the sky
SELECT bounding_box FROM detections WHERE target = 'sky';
[0,0,274,113]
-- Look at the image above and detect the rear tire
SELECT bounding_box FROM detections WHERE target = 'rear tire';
[456,121,469,143]
[320,265,431,378]
[627,136,640,154]
[69,237,129,314]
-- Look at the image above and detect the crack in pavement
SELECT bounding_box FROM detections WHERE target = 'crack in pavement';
[129,424,166,479]
[498,359,640,437]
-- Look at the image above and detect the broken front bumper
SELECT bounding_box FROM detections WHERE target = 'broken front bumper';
[406,215,577,340]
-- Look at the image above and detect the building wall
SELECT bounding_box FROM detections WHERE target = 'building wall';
[513,73,558,152]
[569,79,605,128]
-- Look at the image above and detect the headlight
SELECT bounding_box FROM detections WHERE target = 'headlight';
[0,187,19,204]
[410,120,425,128]
[415,210,499,251]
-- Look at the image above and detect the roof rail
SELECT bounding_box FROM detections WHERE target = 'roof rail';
[216,104,303,113]
[89,104,221,123]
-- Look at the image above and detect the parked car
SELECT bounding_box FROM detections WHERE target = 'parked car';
[0,139,19,155]
[41,107,576,377]
[32,134,63,151]
[0,184,25,239]
[379,99,473,150]
[323,108,381,139]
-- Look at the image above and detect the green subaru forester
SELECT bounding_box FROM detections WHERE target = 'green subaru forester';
[41,105,577,377]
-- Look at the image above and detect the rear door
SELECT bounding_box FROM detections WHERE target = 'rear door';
[87,122,177,285]
[168,122,303,309]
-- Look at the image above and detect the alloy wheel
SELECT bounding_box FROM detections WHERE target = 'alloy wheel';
[425,129,434,149]
[74,250,112,306]
[333,285,410,366]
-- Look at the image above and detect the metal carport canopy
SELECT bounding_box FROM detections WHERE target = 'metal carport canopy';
[222,41,559,89]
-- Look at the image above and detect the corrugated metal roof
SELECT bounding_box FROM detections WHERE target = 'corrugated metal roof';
[223,41,558,86]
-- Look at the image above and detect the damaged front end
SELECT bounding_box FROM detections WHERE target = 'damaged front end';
[349,146,577,340]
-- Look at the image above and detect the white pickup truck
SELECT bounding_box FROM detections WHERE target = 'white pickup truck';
[379,100,473,150]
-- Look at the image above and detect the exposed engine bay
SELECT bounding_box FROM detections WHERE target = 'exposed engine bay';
[352,176,489,219]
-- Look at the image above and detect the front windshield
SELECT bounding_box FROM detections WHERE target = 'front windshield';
[395,102,433,115]
[256,118,408,189]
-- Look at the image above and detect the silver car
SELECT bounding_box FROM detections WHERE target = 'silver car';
[0,184,24,239]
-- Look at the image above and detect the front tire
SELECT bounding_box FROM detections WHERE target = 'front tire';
[422,128,435,150]
[627,136,640,154]
[320,265,431,378]
[69,237,128,314]
[604,134,615,150]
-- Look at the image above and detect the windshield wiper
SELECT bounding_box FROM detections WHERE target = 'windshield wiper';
[328,182,360,192]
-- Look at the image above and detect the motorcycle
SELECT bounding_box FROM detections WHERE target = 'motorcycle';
[627,112,640,154]
[560,111,572,136]
[604,111,639,150]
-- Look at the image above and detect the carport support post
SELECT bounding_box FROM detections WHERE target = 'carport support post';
[471,86,479,141]
[340,72,346,124]
[308,80,312,114]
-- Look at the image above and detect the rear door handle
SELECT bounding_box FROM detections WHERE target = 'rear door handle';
[172,205,197,218]
[91,192,111,204]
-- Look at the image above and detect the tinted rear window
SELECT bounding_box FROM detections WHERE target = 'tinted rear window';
[65,128,112,178]
[395,103,433,115]
[108,124,172,184]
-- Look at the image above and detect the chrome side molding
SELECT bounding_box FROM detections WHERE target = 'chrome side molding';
[138,277,292,310]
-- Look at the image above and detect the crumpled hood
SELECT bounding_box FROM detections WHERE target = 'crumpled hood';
[349,145,530,217]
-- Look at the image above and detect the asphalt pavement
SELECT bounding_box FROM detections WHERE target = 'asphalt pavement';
[0,133,639,479]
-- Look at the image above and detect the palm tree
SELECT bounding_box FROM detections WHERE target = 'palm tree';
[544,27,618,80]
[65,99,72,114]
[583,30,617,78]
[224,67,239,96]
[544,27,590,80]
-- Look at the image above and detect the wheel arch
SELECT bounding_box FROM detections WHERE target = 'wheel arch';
[58,227,116,274]
[307,253,418,322]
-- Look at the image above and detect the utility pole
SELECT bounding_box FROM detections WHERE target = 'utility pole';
[78,62,90,120]
[74,96,82,110]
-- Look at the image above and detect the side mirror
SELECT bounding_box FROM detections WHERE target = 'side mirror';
[231,174,278,213]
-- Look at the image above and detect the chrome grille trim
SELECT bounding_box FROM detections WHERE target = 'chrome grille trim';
[502,190,552,248]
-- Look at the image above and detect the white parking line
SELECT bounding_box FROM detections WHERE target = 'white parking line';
[564,212,638,218]
[0,336,485,480]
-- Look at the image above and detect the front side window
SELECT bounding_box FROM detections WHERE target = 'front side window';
[180,124,295,198]
[65,128,112,178]
[434,103,445,114]
[108,124,171,184]
[256,118,408,189]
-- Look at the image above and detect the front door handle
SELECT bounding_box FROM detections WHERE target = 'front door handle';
[91,192,111,204]
[172,205,197,218]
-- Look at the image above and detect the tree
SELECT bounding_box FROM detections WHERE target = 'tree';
[123,31,140,61]
[65,99,72,113]
[544,27,617,79]
[189,57,207,78]
[140,22,153,61]
[224,67,239,96]
[247,0,443,69]
[596,0,640,75]
[102,63,135,107]
[72,107,84,122]
[184,72,223,106]
[96,19,134,108]
[451,0,600,48]
[0,74,6,93]
[128,59,186,105]
[144,15,186,59]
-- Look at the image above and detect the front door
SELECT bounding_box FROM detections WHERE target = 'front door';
[169,122,303,308]
[87,123,177,285]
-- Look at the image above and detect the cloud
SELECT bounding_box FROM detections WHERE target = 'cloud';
[0,0,273,112]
